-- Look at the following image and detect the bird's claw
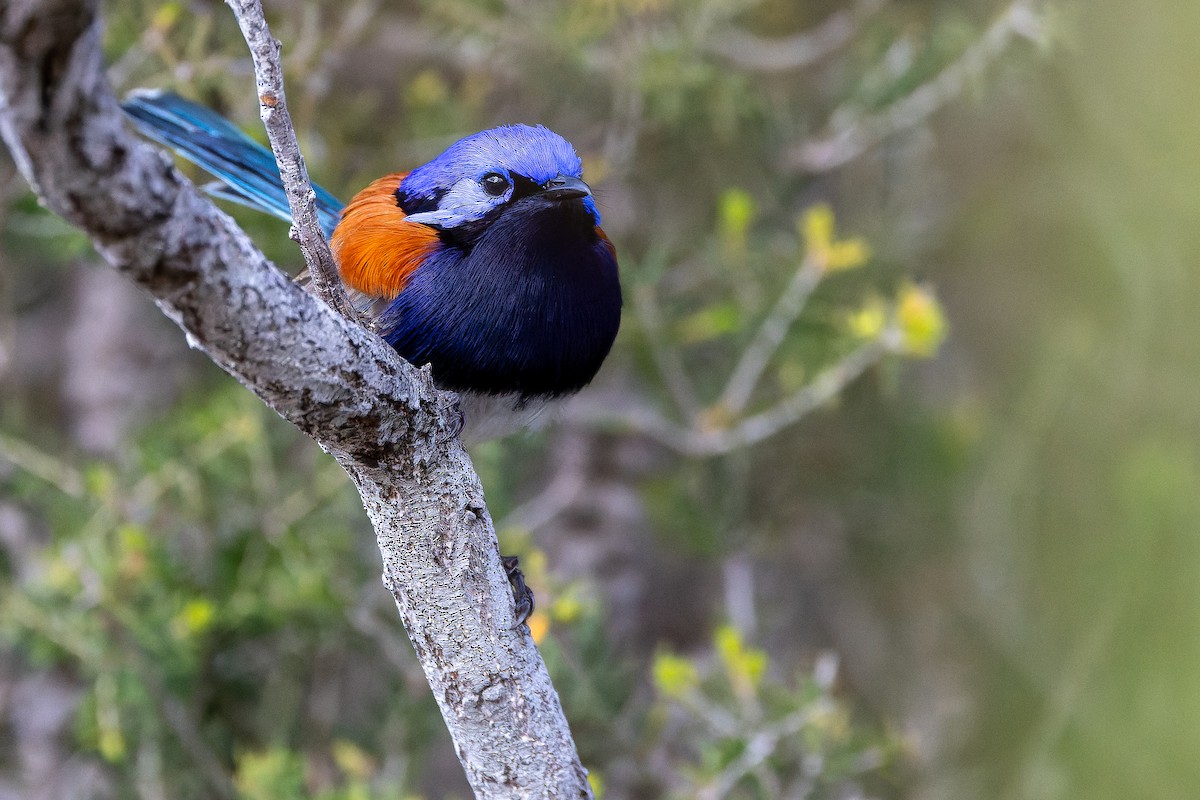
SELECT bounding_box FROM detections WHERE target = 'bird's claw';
[502,555,535,627]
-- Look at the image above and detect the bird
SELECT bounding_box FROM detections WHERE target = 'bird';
[121,90,622,444]
[122,90,623,623]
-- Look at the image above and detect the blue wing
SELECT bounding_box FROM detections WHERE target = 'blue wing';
[122,90,345,239]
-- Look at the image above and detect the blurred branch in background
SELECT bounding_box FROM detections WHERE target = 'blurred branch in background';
[632,279,701,419]
[0,432,85,499]
[706,0,885,73]
[717,248,827,418]
[567,338,892,457]
[792,0,1049,172]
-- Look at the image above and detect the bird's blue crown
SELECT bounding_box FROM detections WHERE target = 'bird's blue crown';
[403,124,583,196]
[397,125,595,228]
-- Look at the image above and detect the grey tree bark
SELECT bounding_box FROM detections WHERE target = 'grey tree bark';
[0,0,593,797]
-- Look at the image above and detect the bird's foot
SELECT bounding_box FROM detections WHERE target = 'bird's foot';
[502,555,535,627]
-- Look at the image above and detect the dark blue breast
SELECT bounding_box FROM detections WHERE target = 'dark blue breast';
[379,194,622,398]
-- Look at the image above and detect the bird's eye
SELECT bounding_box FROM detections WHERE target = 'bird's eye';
[481,172,510,196]
[480,172,510,197]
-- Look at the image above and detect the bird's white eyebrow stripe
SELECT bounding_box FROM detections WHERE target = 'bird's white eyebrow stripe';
[404,209,461,226]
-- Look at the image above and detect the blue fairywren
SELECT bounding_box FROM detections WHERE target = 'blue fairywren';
[123,91,622,444]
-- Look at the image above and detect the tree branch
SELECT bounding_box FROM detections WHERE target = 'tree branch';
[225,0,358,322]
[717,253,823,416]
[564,335,893,458]
[632,282,701,419]
[705,0,885,73]
[0,1,592,796]
[706,336,891,453]
[790,0,1046,173]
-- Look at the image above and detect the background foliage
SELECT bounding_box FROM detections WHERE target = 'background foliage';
[2,0,1198,798]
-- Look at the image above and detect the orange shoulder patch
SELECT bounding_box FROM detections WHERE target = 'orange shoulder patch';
[596,226,617,261]
[331,172,439,299]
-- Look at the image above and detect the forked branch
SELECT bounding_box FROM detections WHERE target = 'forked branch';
[0,1,591,797]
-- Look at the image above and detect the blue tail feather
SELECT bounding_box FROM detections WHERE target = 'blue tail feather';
[122,90,345,238]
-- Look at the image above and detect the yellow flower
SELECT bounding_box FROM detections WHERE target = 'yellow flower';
[847,295,889,341]
[652,651,699,698]
[896,283,948,357]
[826,238,872,271]
[172,599,216,640]
[715,624,767,692]
[801,205,871,273]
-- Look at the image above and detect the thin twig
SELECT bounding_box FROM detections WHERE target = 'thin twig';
[706,0,885,73]
[500,468,585,534]
[700,709,817,800]
[566,335,891,458]
[633,283,702,418]
[718,253,823,416]
[305,0,383,101]
[707,337,891,454]
[790,0,1046,173]
[225,0,359,322]
[560,396,694,451]
[0,431,86,498]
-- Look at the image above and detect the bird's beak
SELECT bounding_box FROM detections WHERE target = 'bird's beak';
[542,174,591,200]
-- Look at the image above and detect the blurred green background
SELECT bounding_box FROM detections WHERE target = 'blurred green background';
[2,0,1198,798]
